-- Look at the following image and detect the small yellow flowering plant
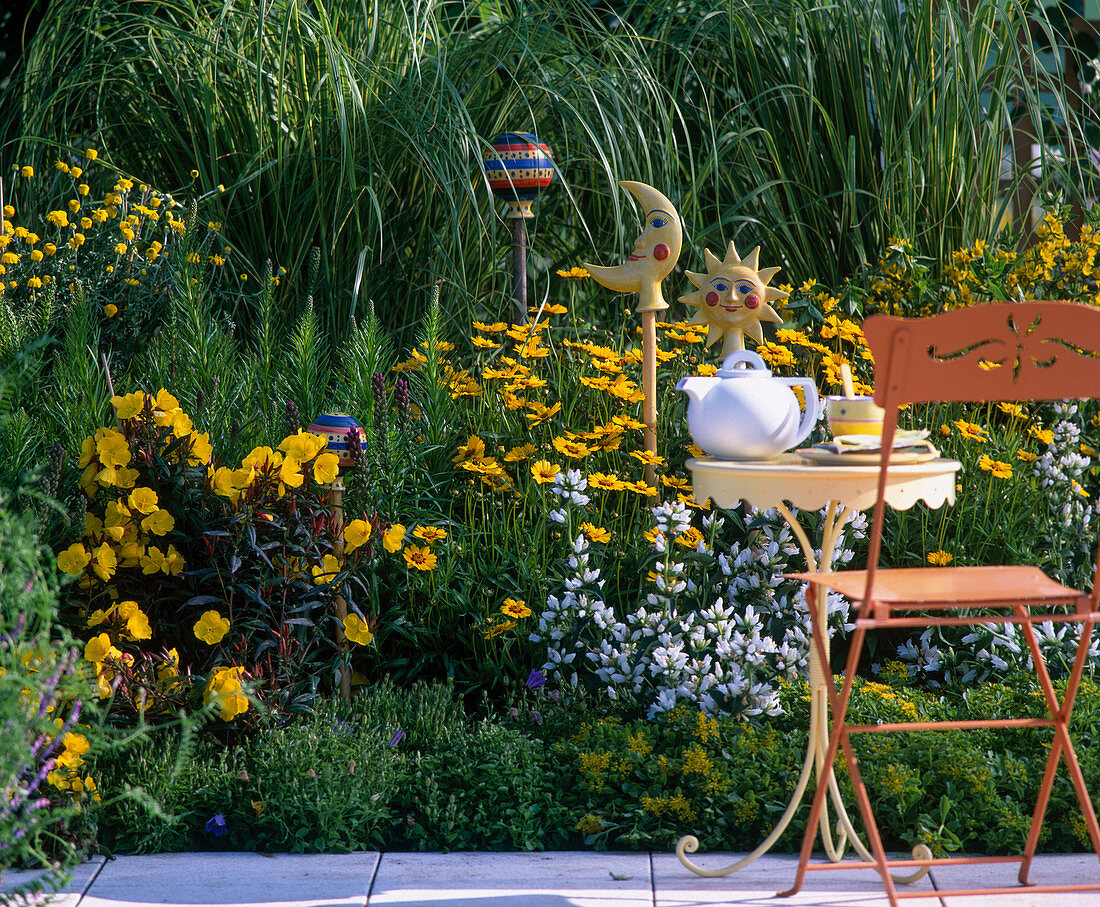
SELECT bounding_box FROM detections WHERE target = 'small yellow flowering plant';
[57,391,384,721]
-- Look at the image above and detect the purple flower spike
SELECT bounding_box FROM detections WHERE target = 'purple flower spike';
[525,668,547,690]
[205,813,228,837]
[388,729,405,748]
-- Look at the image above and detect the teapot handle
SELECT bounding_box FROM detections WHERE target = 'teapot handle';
[782,378,820,446]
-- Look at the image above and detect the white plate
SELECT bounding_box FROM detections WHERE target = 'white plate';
[796,445,940,466]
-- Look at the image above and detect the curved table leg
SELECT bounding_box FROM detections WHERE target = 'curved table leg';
[679,501,930,885]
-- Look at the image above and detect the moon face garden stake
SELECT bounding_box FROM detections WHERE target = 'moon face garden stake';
[584,181,683,488]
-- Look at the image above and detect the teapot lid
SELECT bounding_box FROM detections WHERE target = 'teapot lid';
[716,349,772,378]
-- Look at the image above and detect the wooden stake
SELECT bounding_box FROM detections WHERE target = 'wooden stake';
[641,309,658,490]
[329,477,351,700]
[511,215,529,326]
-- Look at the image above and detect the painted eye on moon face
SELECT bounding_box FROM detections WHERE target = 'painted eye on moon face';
[650,216,667,228]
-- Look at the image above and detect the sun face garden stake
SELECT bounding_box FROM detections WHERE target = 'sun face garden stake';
[584,182,683,489]
[482,133,555,326]
[307,412,364,700]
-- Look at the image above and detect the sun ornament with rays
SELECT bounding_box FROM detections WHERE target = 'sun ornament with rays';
[680,242,788,359]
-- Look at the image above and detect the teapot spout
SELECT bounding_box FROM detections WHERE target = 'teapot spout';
[676,376,716,405]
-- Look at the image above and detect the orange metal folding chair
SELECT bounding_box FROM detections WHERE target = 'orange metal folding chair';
[781,300,1100,903]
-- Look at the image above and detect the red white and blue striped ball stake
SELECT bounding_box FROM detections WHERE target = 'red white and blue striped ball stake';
[306,412,363,699]
[483,132,555,325]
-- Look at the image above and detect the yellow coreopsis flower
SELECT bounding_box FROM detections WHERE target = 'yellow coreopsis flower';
[927,550,954,565]
[403,544,437,571]
[343,613,373,646]
[530,459,560,484]
[57,543,91,576]
[383,524,406,553]
[344,519,372,553]
[579,522,611,543]
[629,450,666,467]
[412,525,447,544]
[503,443,537,462]
[500,598,531,619]
[551,436,591,459]
[193,610,230,645]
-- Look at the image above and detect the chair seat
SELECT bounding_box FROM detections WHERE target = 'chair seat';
[786,564,1086,607]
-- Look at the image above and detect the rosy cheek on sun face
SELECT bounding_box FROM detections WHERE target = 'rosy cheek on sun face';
[653,243,669,261]
[744,294,760,309]
[705,291,719,307]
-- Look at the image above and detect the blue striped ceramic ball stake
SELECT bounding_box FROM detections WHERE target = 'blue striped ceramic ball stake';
[307,412,364,699]
[483,132,555,325]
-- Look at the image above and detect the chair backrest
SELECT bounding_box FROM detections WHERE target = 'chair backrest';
[858,301,1100,602]
[863,301,1100,408]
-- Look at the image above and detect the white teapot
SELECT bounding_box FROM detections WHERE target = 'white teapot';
[676,350,819,459]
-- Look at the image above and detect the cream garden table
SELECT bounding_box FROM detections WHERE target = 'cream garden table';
[675,452,961,883]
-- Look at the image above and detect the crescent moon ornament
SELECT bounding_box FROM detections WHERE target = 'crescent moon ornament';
[679,241,788,358]
[584,181,683,313]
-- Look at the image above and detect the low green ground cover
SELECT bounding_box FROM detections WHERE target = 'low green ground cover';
[87,676,1100,857]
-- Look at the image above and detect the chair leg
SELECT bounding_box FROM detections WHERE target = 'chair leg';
[780,595,869,898]
[1016,615,1100,883]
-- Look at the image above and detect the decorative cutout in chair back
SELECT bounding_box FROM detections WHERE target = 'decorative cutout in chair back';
[863,301,1100,406]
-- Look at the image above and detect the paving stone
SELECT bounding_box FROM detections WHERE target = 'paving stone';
[1,856,107,906]
[79,852,379,907]
[367,851,652,907]
[652,851,941,907]
[931,852,1100,906]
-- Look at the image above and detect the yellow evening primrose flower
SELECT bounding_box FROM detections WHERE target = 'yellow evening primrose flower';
[126,608,153,641]
[57,543,91,576]
[193,610,230,645]
[311,554,342,585]
[141,508,175,536]
[278,430,327,462]
[204,666,248,720]
[501,598,531,619]
[128,486,159,515]
[91,543,117,582]
[383,524,406,553]
[313,451,340,484]
[927,550,954,565]
[165,544,185,575]
[188,431,213,466]
[403,544,437,571]
[96,428,131,468]
[343,613,374,646]
[279,457,304,489]
[141,545,169,575]
[412,525,447,544]
[343,519,372,553]
[84,633,113,664]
